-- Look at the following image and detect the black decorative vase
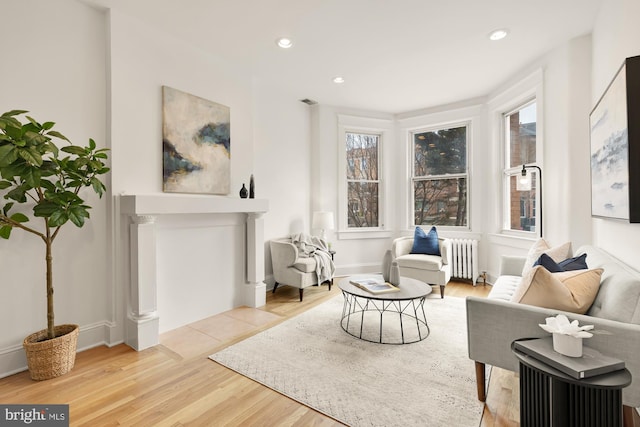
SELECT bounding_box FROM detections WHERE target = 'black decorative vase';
[249,174,255,199]
[239,183,248,198]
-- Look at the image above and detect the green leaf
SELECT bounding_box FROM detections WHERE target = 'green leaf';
[68,205,89,227]
[89,138,96,150]
[0,144,18,167]
[48,210,68,227]
[0,225,11,239]
[42,122,55,131]
[6,186,27,203]
[23,167,41,188]
[91,177,106,196]
[61,146,86,156]
[39,179,55,192]
[0,116,22,131]
[2,202,14,216]
[10,212,28,223]
[46,130,69,142]
[18,147,43,167]
[43,141,59,157]
[2,110,28,117]
[33,201,59,217]
[94,152,108,159]
[0,180,11,190]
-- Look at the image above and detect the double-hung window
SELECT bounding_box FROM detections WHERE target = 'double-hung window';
[346,132,380,228]
[503,100,538,234]
[411,124,469,227]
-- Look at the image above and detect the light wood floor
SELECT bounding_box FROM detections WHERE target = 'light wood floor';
[0,279,519,426]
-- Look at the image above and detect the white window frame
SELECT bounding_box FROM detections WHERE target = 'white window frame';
[488,69,544,238]
[337,114,393,240]
[409,121,471,229]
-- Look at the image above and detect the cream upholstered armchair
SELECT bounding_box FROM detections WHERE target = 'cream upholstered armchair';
[391,235,452,298]
[269,235,335,301]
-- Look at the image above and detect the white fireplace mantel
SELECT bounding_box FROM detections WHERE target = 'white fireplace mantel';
[120,194,269,350]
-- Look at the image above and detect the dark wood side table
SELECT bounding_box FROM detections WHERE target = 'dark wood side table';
[512,339,631,427]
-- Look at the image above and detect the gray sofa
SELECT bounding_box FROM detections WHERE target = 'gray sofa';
[466,245,640,423]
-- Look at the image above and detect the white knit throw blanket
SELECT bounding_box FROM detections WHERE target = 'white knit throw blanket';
[290,232,335,283]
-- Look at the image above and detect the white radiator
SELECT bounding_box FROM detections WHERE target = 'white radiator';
[450,239,479,284]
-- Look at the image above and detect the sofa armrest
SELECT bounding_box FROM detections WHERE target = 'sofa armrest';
[270,240,298,268]
[439,238,452,265]
[391,237,413,259]
[500,255,526,276]
[466,296,640,407]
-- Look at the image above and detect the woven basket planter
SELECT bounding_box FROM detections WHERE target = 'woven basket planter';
[23,324,79,381]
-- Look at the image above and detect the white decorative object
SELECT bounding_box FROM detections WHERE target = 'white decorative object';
[389,261,400,285]
[539,314,594,357]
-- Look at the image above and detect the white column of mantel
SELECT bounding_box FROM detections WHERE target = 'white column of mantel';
[126,215,159,350]
[245,212,266,307]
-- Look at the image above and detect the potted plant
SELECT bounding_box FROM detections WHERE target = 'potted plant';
[0,110,109,380]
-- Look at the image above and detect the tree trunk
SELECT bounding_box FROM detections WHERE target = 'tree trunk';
[45,237,54,340]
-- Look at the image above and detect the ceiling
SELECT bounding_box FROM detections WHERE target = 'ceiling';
[85,0,602,113]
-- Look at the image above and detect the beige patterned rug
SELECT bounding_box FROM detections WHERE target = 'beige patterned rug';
[210,294,484,427]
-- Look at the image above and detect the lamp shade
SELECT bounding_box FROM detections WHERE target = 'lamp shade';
[517,173,532,191]
[312,211,334,231]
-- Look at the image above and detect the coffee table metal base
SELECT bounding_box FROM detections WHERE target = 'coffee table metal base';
[339,292,430,344]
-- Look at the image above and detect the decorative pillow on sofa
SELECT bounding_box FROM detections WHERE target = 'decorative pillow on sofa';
[410,226,440,256]
[510,265,604,314]
[521,238,572,277]
[534,253,588,272]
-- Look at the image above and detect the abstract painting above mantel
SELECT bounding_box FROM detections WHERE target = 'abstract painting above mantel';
[162,86,230,195]
[590,55,640,223]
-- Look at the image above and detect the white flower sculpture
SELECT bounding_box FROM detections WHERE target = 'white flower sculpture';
[539,314,594,338]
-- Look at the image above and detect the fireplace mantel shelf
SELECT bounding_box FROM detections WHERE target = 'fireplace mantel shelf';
[120,194,268,216]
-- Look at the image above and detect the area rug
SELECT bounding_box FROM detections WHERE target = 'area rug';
[209,295,483,427]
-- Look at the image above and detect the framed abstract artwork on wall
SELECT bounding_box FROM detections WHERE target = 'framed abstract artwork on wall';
[589,55,640,222]
[162,86,230,195]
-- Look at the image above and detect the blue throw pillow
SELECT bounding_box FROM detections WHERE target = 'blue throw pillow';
[534,253,588,272]
[533,253,564,273]
[410,226,441,256]
[558,253,588,271]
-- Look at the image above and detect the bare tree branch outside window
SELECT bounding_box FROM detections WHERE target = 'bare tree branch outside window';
[413,126,468,226]
[346,132,379,227]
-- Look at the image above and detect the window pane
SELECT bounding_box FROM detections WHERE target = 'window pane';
[508,174,537,232]
[414,178,467,226]
[508,102,536,168]
[347,182,379,227]
[346,133,378,180]
[414,126,466,176]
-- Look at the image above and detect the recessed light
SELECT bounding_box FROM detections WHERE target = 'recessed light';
[276,37,293,49]
[333,76,345,84]
[489,29,509,41]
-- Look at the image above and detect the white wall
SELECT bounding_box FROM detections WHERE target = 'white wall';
[0,0,109,376]
[108,10,261,334]
[591,0,640,267]
[252,80,311,283]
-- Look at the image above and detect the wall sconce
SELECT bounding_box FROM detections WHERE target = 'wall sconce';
[312,211,334,242]
[517,164,543,237]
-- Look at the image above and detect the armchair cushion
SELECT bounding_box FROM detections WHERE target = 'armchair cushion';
[395,254,443,271]
[410,226,441,256]
[293,257,316,273]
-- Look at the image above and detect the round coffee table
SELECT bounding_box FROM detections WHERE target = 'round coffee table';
[338,275,432,344]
